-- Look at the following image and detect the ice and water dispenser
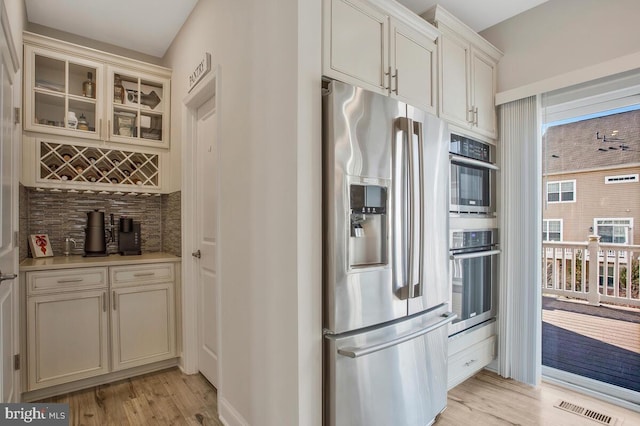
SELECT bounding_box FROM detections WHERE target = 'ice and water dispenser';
[349,184,388,267]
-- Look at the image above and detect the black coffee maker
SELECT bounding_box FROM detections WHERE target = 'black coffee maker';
[118,217,141,255]
[84,210,109,257]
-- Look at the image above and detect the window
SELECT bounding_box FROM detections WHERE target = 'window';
[605,174,639,184]
[543,219,562,241]
[599,265,615,288]
[594,218,632,244]
[547,180,575,203]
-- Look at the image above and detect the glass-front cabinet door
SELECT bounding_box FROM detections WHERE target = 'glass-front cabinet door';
[24,45,103,140]
[107,66,170,149]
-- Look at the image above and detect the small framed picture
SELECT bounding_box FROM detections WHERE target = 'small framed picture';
[29,234,54,258]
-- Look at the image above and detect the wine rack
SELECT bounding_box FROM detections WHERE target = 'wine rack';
[37,141,160,192]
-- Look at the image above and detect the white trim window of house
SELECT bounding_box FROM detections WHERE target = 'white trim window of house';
[604,174,639,184]
[543,219,562,241]
[546,179,575,203]
[594,218,633,244]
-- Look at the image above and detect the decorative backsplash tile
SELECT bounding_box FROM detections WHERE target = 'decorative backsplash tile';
[162,191,181,256]
[20,185,181,260]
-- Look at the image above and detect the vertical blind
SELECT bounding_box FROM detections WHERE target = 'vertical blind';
[497,95,542,386]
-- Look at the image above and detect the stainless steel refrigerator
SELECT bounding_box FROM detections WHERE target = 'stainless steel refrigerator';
[323,80,455,426]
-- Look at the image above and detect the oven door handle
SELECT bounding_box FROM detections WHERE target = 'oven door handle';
[450,249,501,260]
[449,153,499,170]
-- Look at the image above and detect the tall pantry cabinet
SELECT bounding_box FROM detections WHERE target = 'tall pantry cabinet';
[323,1,504,391]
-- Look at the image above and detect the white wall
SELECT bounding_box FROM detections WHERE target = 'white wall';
[163,0,322,424]
[481,0,640,103]
[4,0,25,64]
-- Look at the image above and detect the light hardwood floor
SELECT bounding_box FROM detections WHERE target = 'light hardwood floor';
[38,367,222,426]
[38,367,639,425]
[439,370,640,426]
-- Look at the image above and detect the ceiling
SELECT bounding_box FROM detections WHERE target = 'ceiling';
[396,0,549,32]
[24,0,548,58]
[24,0,199,58]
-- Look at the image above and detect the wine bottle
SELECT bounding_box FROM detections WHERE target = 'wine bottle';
[83,72,94,98]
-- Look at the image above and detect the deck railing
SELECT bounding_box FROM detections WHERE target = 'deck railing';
[542,236,640,307]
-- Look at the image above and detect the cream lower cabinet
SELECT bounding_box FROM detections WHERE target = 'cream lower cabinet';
[111,283,175,370]
[447,320,497,390]
[26,268,109,390]
[26,262,176,391]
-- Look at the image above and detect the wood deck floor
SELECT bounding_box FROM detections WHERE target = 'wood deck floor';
[542,296,640,393]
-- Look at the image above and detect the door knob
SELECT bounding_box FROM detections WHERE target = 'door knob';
[0,271,17,282]
[192,249,201,259]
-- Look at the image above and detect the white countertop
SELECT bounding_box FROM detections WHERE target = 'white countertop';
[19,252,181,271]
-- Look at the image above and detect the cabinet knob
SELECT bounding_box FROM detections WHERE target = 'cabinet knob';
[192,249,201,259]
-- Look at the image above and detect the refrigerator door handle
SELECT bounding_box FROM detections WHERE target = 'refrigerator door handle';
[450,249,501,260]
[337,312,457,359]
[393,117,423,300]
[393,117,413,299]
[410,120,424,299]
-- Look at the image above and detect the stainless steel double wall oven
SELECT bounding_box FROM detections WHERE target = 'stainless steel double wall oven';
[448,133,499,336]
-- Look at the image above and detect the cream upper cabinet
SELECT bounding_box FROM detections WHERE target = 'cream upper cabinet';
[107,66,170,148]
[323,0,439,113]
[323,0,388,92]
[439,33,470,129]
[23,32,171,149]
[390,18,437,113]
[24,44,104,140]
[423,5,502,139]
[471,49,498,138]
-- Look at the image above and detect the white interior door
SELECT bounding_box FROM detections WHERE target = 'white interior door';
[0,17,19,402]
[194,93,219,386]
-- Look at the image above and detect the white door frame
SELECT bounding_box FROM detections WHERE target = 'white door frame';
[181,69,222,382]
[0,1,20,402]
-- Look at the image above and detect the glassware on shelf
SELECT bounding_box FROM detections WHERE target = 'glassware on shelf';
[77,113,89,131]
[67,112,78,129]
[82,72,94,98]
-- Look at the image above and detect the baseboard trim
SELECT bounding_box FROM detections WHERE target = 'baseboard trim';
[21,358,179,402]
[542,366,640,413]
[219,395,250,426]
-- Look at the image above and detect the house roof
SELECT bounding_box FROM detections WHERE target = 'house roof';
[544,109,640,174]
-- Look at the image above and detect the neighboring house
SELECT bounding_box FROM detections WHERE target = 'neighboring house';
[543,109,640,244]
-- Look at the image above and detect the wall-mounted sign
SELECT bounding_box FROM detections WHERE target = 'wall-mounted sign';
[188,52,212,93]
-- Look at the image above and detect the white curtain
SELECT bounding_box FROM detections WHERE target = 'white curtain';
[497,95,542,386]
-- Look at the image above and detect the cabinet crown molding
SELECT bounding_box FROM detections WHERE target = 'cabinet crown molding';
[421,5,503,61]
[23,32,172,78]
[367,0,440,41]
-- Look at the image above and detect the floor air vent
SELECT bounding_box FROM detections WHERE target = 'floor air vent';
[554,400,620,425]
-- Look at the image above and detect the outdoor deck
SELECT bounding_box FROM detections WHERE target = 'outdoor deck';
[542,296,640,392]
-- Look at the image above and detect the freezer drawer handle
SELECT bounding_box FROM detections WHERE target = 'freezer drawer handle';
[337,312,457,359]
